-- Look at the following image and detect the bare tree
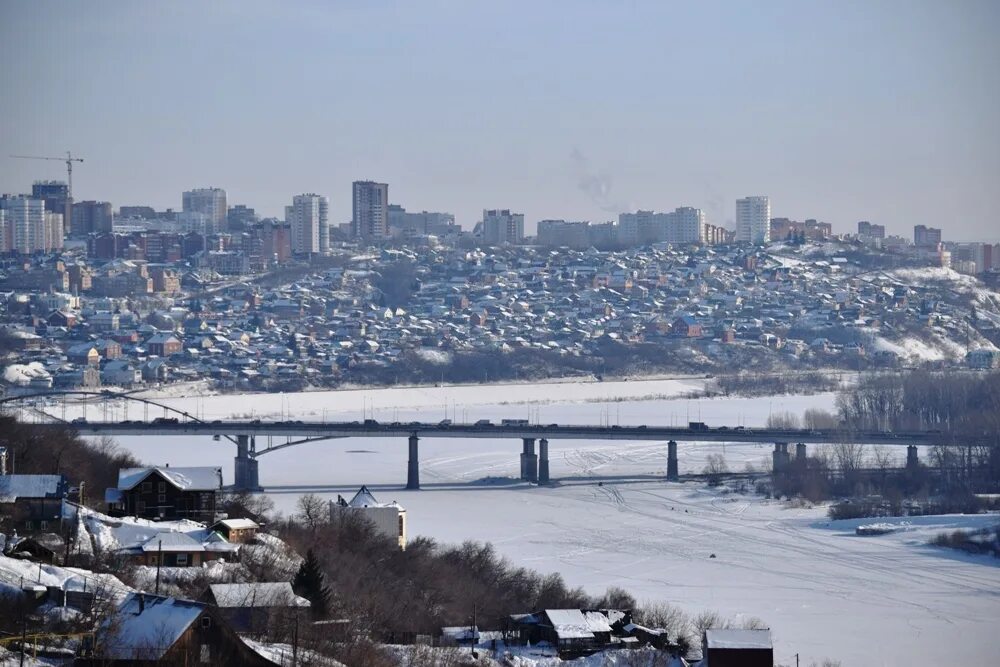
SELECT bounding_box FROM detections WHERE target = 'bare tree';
[802,408,839,430]
[833,441,866,474]
[767,411,800,429]
[296,493,328,532]
[704,454,729,486]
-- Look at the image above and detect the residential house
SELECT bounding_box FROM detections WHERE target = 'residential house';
[210,517,259,543]
[702,628,773,667]
[126,530,238,567]
[80,592,278,666]
[146,333,183,357]
[505,609,618,656]
[203,582,310,634]
[102,360,142,387]
[140,358,169,382]
[67,343,100,366]
[330,485,407,550]
[672,316,702,338]
[112,466,222,522]
[0,474,67,534]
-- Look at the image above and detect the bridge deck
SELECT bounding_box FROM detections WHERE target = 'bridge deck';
[30,421,943,446]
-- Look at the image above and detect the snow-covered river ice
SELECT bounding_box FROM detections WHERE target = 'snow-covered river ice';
[76,377,998,666]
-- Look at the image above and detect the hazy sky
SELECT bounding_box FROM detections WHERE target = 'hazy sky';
[1,1,998,239]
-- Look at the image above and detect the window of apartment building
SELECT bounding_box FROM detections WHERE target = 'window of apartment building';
[158,494,166,503]
[40,520,48,531]
[141,481,151,493]
[137,501,145,513]
[176,554,188,566]
[158,482,166,493]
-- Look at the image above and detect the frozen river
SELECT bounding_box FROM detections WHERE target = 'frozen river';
[85,379,998,666]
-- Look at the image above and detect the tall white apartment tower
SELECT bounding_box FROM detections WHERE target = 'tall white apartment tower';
[736,196,771,244]
[670,207,706,244]
[352,181,389,241]
[0,195,49,254]
[481,209,525,244]
[286,193,330,255]
[182,187,227,235]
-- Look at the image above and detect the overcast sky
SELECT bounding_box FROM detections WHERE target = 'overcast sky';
[1,0,997,239]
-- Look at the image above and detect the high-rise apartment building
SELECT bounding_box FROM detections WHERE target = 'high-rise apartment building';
[669,207,706,244]
[387,205,456,237]
[914,224,942,248]
[286,193,330,254]
[618,207,706,246]
[857,221,885,240]
[72,200,113,236]
[537,220,591,249]
[0,195,63,254]
[182,187,227,235]
[227,204,258,231]
[352,181,388,240]
[736,196,771,244]
[481,209,525,244]
[32,181,71,236]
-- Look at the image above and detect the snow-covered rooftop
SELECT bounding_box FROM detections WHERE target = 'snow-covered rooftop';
[140,531,204,552]
[544,609,613,640]
[214,518,258,530]
[0,474,64,502]
[117,466,222,492]
[209,582,310,608]
[343,484,403,509]
[705,628,772,650]
[98,594,205,660]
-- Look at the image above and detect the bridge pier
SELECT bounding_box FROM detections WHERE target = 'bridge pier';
[538,439,550,484]
[407,435,420,490]
[906,445,919,470]
[234,435,261,492]
[772,442,791,472]
[667,440,679,481]
[796,443,807,461]
[520,438,538,483]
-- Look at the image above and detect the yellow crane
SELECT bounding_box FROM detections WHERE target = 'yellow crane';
[10,151,85,198]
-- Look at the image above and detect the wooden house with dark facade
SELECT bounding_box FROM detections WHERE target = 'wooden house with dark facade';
[80,593,278,666]
[0,474,67,534]
[702,628,773,667]
[109,466,222,523]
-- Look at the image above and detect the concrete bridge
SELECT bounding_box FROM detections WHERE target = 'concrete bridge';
[27,419,943,492]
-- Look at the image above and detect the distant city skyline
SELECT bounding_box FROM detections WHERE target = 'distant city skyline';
[1,1,998,240]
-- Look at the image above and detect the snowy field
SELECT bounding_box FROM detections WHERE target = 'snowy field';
[77,380,999,666]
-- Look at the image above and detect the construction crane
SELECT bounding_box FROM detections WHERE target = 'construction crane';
[10,151,85,198]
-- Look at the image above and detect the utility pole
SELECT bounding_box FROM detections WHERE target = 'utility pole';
[471,603,477,659]
[155,539,162,595]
